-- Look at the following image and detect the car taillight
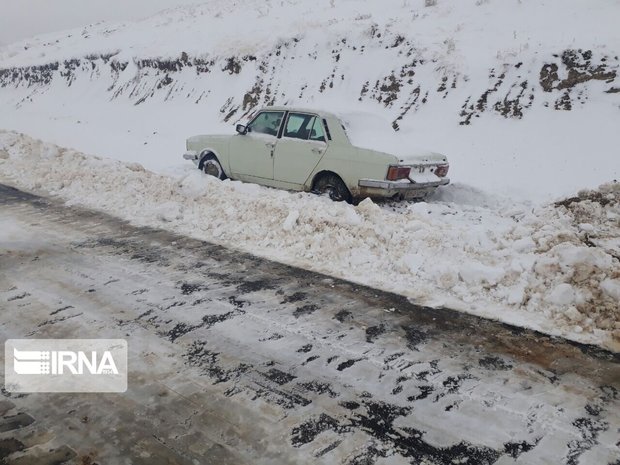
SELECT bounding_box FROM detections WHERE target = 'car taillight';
[434,164,449,178]
[387,166,411,181]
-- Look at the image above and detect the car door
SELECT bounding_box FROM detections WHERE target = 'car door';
[273,113,328,188]
[228,110,285,182]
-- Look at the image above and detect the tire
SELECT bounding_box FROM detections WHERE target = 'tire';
[313,173,352,203]
[200,153,227,180]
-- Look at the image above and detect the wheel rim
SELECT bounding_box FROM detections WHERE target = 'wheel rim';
[204,161,221,178]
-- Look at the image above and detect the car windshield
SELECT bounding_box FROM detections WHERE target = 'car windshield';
[247,111,284,136]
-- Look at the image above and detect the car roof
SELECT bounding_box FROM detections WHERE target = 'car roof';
[261,106,340,121]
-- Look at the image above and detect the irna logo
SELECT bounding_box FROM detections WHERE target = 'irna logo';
[13,348,119,375]
[5,339,127,393]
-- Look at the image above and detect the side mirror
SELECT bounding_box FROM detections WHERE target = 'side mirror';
[236,124,247,135]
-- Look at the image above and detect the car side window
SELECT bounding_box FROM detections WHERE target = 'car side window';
[283,113,316,140]
[247,111,284,137]
[309,117,326,142]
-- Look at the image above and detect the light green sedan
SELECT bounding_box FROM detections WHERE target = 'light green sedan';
[183,106,449,202]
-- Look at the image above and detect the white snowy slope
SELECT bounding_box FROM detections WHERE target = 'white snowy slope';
[0,0,618,199]
[0,131,618,351]
[0,1,618,349]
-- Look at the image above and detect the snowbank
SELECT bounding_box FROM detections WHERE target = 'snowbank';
[1,130,618,351]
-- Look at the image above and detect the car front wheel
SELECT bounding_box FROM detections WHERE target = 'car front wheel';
[313,174,352,203]
[200,154,227,180]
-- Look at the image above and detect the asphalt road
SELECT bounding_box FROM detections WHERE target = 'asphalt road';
[0,184,619,465]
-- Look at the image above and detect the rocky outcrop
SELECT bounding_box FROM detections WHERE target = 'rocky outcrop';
[539,49,617,112]
[0,26,617,129]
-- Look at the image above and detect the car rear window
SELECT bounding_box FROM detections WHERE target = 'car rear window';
[283,113,326,142]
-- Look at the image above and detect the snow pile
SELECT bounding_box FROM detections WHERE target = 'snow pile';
[1,130,618,351]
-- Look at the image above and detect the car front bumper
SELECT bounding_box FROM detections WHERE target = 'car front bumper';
[357,177,450,199]
[183,151,199,161]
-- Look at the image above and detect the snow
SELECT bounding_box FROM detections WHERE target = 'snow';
[601,279,620,301]
[1,0,618,68]
[282,209,300,231]
[458,262,506,287]
[545,283,577,306]
[0,0,618,350]
[0,0,618,201]
[0,130,618,351]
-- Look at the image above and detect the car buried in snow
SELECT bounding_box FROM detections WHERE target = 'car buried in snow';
[183,106,450,202]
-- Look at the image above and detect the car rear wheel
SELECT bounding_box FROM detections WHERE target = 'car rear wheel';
[200,154,227,180]
[313,173,352,203]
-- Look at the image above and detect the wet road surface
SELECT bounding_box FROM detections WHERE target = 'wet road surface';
[0,184,619,464]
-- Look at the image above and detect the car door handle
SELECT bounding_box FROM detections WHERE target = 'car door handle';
[265,142,276,148]
[311,147,324,154]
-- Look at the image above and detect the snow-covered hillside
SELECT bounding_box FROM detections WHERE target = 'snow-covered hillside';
[0,0,619,199]
[0,1,618,350]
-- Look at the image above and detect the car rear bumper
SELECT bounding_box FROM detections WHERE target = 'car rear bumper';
[357,177,450,199]
[359,178,450,190]
[183,151,199,161]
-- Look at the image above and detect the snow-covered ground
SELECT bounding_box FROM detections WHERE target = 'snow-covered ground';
[0,0,618,200]
[1,131,618,351]
[0,0,618,350]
